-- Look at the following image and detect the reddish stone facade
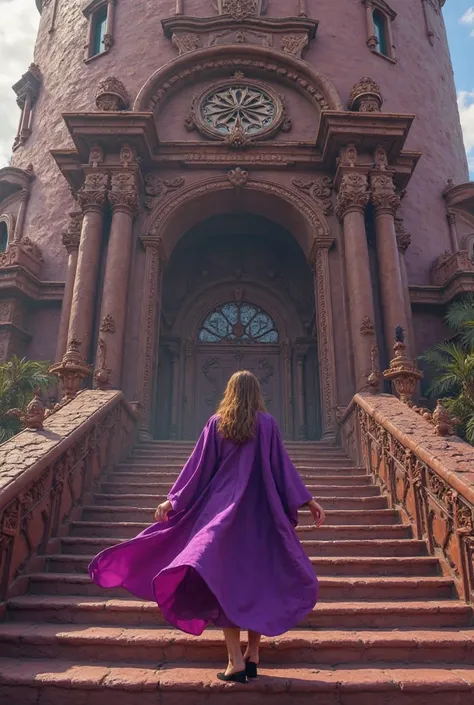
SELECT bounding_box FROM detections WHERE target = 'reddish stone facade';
[0,0,472,439]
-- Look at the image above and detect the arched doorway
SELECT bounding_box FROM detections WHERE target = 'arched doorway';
[155,214,321,440]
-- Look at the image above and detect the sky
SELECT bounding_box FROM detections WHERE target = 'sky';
[0,1,473,176]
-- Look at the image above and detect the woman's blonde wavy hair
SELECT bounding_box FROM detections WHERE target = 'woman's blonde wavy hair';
[217,370,266,444]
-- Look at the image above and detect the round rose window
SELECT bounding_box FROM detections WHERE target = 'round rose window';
[200,84,278,138]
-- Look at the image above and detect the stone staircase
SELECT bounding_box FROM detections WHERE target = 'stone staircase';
[1,440,474,704]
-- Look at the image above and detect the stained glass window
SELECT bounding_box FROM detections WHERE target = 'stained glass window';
[198,302,279,344]
[201,85,276,137]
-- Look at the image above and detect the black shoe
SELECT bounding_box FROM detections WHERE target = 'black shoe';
[245,661,258,679]
[217,670,248,684]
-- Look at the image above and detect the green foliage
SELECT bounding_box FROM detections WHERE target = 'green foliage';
[0,357,54,444]
[420,297,474,444]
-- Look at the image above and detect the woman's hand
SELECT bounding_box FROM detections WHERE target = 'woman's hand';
[308,499,325,528]
[155,500,173,523]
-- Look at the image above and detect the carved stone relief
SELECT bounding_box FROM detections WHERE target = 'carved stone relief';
[144,175,185,211]
[292,177,333,216]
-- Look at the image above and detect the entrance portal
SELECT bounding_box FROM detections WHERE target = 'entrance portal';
[155,214,321,440]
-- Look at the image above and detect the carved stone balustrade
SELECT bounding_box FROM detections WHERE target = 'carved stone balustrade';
[430,250,474,287]
[0,237,44,278]
[338,393,474,603]
[0,390,138,602]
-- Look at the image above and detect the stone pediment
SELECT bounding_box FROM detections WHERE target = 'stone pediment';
[161,15,318,59]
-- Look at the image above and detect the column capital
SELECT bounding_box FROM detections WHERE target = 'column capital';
[77,171,109,213]
[335,171,370,220]
[108,172,139,216]
[61,211,82,253]
[370,171,401,215]
[140,233,165,258]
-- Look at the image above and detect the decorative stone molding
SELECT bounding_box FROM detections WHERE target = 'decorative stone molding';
[172,33,200,55]
[135,48,342,114]
[184,75,292,145]
[348,77,383,113]
[335,172,370,220]
[292,177,333,216]
[430,250,474,287]
[7,390,46,432]
[95,76,129,111]
[120,143,136,168]
[162,15,318,59]
[367,342,381,393]
[395,217,411,253]
[77,172,109,212]
[370,172,401,214]
[108,172,139,215]
[144,175,185,211]
[100,314,116,333]
[0,236,44,277]
[94,338,111,389]
[227,167,248,187]
[12,64,42,150]
[89,144,104,168]
[421,0,440,46]
[360,316,375,336]
[374,145,388,171]
[61,211,82,253]
[214,0,267,20]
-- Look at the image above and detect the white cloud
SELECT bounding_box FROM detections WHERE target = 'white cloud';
[460,7,474,36]
[0,0,40,167]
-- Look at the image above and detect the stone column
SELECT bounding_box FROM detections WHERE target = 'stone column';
[336,170,378,393]
[136,236,164,439]
[169,345,180,439]
[295,345,307,440]
[51,171,108,397]
[395,217,415,356]
[94,172,138,389]
[446,210,459,253]
[310,238,338,437]
[371,170,409,353]
[13,189,30,243]
[55,211,82,362]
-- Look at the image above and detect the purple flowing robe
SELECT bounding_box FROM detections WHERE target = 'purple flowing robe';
[89,412,318,636]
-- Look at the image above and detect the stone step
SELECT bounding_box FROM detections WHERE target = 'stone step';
[8,594,472,630]
[26,573,455,601]
[0,624,471,665]
[92,493,389,511]
[116,462,366,475]
[45,553,441,577]
[99,481,381,497]
[70,520,413,540]
[110,470,372,486]
[81,505,400,526]
[59,536,427,558]
[3,658,474,705]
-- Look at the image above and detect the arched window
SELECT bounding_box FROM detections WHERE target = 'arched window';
[0,221,9,253]
[198,302,279,344]
[373,10,388,56]
[91,7,107,57]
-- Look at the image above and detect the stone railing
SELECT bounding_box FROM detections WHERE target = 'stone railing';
[339,393,474,603]
[0,390,138,604]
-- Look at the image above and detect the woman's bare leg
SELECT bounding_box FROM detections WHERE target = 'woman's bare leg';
[244,630,261,664]
[222,628,245,675]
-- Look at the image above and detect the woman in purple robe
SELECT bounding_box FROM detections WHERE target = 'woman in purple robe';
[89,370,325,683]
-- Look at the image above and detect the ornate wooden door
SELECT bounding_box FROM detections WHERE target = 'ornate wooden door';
[190,301,285,437]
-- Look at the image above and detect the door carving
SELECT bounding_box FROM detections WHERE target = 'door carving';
[191,301,284,437]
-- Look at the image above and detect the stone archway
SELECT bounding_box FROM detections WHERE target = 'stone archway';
[155,214,318,439]
[137,175,337,439]
[133,44,344,115]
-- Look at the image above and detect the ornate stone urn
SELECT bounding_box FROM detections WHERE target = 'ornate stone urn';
[383,326,423,405]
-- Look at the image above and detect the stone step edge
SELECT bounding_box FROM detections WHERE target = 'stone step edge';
[26,572,455,587]
[9,595,472,617]
[81,506,398,518]
[1,659,473,694]
[46,553,440,567]
[1,624,473,647]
